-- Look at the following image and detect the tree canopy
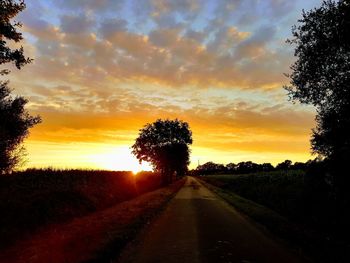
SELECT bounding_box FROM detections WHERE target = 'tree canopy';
[276,160,292,170]
[0,82,40,172]
[132,119,192,185]
[285,0,350,200]
[0,0,40,173]
[194,160,310,175]
[0,0,31,75]
[285,0,350,158]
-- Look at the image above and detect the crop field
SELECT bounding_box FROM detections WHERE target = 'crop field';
[199,170,350,262]
[199,170,334,228]
[0,169,161,249]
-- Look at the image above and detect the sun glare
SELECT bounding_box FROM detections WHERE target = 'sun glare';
[24,142,154,172]
[131,167,142,175]
[89,146,152,172]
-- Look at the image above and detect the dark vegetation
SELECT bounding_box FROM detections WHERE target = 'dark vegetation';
[199,169,319,225]
[132,119,192,185]
[0,169,162,250]
[198,178,313,259]
[193,159,307,175]
[285,0,350,215]
[0,83,41,173]
[0,178,185,263]
[0,0,32,75]
[0,0,40,173]
[199,162,348,262]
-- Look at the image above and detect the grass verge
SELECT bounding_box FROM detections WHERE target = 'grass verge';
[0,169,162,250]
[198,178,327,262]
[0,178,185,263]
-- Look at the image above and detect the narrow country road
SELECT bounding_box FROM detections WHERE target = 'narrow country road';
[118,176,307,263]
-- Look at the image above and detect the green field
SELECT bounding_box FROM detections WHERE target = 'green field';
[0,169,162,250]
[200,171,306,222]
[199,170,349,262]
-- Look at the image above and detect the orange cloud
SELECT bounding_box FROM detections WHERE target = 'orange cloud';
[17,11,293,90]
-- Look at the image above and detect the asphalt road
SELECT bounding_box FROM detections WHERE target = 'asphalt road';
[118,176,307,263]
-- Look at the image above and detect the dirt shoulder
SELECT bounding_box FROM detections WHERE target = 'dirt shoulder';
[0,179,185,263]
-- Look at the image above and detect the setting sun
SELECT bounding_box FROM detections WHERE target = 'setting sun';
[89,147,151,172]
[24,142,153,172]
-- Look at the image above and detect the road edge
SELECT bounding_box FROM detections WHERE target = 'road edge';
[196,177,314,262]
[90,178,186,263]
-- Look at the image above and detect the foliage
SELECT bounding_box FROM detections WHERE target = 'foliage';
[201,165,335,235]
[276,159,292,170]
[195,159,309,175]
[285,0,350,159]
[0,82,41,173]
[196,161,226,174]
[0,0,32,75]
[132,119,192,185]
[201,172,344,262]
[0,168,162,249]
[0,0,40,172]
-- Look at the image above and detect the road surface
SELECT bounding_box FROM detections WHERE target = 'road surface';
[118,176,307,263]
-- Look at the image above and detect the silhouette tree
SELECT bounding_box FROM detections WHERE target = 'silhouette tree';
[0,0,40,173]
[132,119,192,185]
[197,162,226,175]
[285,0,350,158]
[236,161,259,174]
[226,162,237,173]
[292,162,306,170]
[285,0,350,199]
[260,163,274,172]
[1,0,32,75]
[276,160,292,170]
[0,82,40,173]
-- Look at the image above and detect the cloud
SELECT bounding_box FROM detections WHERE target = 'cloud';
[234,25,276,60]
[55,0,125,12]
[60,14,95,34]
[23,85,314,151]
[16,0,299,90]
[207,26,250,54]
[99,19,128,38]
[268,0,296,18]
[151,0,202,23]
[9,0,321,167]
[149,28,180,47]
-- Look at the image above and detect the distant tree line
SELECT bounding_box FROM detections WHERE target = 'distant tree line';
[194,159,314,175]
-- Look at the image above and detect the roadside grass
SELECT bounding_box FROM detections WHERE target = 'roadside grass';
[0,178,185,263]
[199,172,348,262]
[199,171,306,222]
[0,169,162,250]
[198,179,312,254]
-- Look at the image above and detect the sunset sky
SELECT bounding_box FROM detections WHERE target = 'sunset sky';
[8,0,322,171]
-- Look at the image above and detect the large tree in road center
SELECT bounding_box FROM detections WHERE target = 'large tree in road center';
[132,119,192,185]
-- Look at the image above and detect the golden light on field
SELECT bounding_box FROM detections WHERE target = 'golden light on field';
[24,141,152,172]
[92,150,152,173]
[94,151,151,172]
